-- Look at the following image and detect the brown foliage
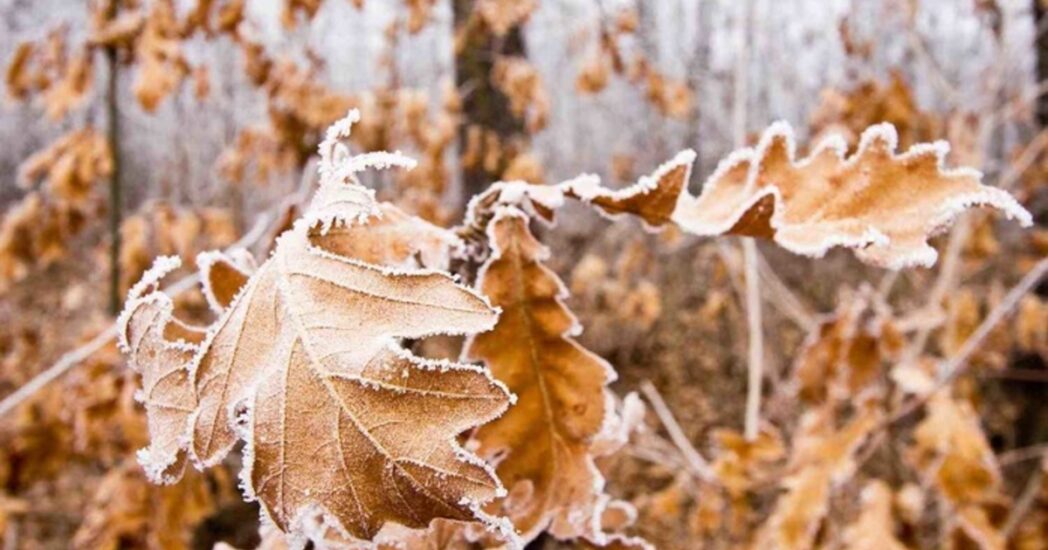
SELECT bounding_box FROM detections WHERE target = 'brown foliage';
[465,207,619,543]
[565,124,1031,268]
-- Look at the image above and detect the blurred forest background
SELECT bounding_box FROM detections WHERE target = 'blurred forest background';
[0,0,1046,548]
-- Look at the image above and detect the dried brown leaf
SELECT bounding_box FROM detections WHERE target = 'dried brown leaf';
[842,481,909,550]
[120,112,514,544]
[465,206,622,543]
[757,404,880,550]
[564,124,1031,268]
[71,459,219,550]
[794,289,901,403]
[198,250,253,312]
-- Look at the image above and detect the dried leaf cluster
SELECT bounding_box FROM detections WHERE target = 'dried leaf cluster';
[1,3,1045,549]
[103,102,1034,549]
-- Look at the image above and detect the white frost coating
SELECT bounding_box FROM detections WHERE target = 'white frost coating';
[377,344,516,406]
[462,500,523,550]
[318,109,362,184]
[344,151,418,174]
[136,446,180,485]
[860,188,1034,270]
[592,391,646,457]
[302,180,381,234]
[316,110,418,198]
[494,179,568,220]
[120,255,182,324]
[567,149,696,203]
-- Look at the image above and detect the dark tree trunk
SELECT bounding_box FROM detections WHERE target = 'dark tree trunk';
[452,0,528,207]
[1035,0,1048,126]
[105,44,122,316]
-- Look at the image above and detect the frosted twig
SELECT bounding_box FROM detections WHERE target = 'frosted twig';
[1002,465,1046,538]
[0,326,117,418]
[756,251,816,333]
[900,215,971,365]
[997,129,1048,191]
[639,380,716,482]
[876,270,901,301]
[742,239,764,441]
[3,516,16,550]
[715,241,815,331]
[0,213,274,417]
[999,443,1048,466]
[886,258,1048,427]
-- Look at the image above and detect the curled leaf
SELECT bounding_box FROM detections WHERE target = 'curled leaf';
[565,123,1032,269]
[116,256,205,484]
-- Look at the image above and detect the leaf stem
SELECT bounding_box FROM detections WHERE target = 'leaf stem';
[743,238,763,441]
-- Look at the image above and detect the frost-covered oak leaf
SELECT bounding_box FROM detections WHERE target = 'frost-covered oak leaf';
[564,123,1032,269]
[464,206,620,543]
[119,109,515,544]
[117,256,207,484]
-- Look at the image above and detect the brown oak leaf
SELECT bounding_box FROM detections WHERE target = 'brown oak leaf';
[794,288,902,403]
[842,481,909,550]
[119,110,515,544]
[464,206,621,543]
[564,123,1031,269]
[756,403,880,550]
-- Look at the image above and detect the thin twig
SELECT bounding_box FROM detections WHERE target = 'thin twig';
[900,215,971,365]
[715,242,816,332]
[0,327,117,418]
[732,0,764,443]
[1002,466,1045,538]
[876,270,901,301]
[756,251,817,332]
[742,239,764,441]
[999,443,1048,467]
[639,380,716,482]
[997,129,1048,190]
[0,213,274,417]
[3,517,16,550]
[885,258,1048,428]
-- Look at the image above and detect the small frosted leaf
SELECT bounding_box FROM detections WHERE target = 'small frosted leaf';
[116,256,206,484]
